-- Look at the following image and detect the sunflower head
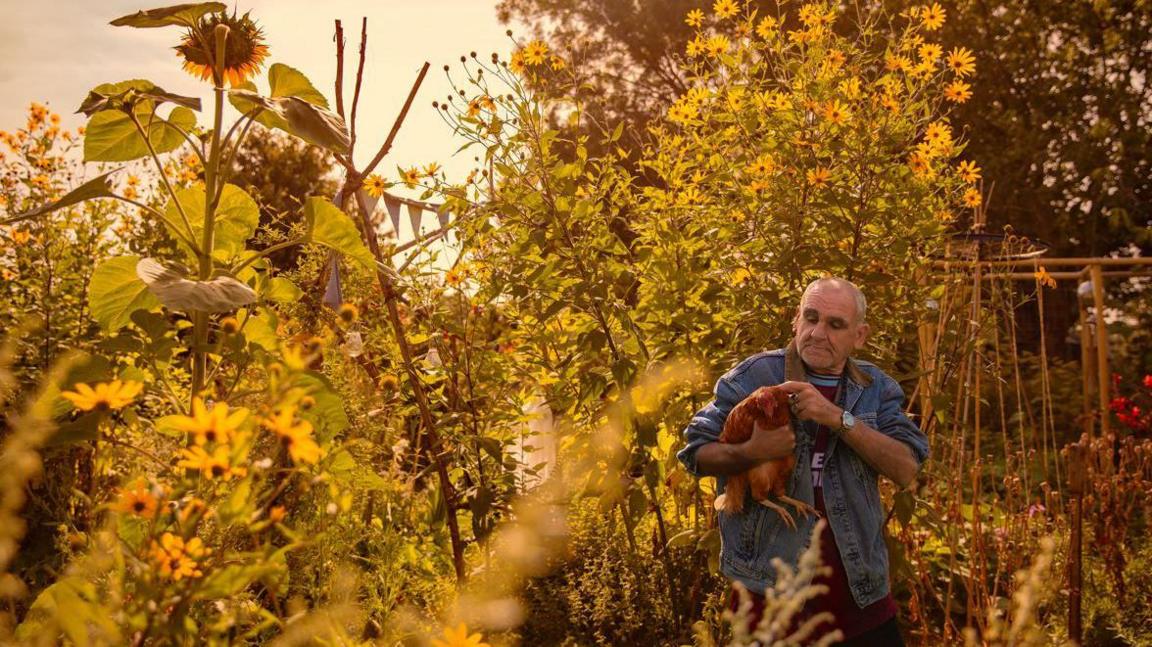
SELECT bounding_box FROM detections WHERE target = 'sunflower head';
[176,11,269,87]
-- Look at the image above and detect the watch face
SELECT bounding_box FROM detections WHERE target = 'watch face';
[841,410,855,429]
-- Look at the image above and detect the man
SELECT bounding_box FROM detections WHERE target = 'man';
[677,277,928,646]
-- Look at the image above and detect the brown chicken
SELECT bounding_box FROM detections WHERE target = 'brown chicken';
[712,385,819,528]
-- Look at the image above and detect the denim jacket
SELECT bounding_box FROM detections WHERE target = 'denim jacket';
[676,343,929,606]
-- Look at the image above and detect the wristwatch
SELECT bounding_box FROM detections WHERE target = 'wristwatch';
[835,409,855,436]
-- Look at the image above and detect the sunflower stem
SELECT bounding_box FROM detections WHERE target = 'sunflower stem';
[128,112,200,253]
[190,24,230,407]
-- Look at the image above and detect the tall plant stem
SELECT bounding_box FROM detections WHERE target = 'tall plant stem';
[190,25,230,406]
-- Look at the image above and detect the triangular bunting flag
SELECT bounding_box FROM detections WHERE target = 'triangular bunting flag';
[384,196,402,236]
[322,253,342,309]
[407,203,422,237]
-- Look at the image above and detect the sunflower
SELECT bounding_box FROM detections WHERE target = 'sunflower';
[962,187,982,208]
[920,3,946,31]
[944,80,972,103]
[432,624,490,647]
[111,479,159,519]
[171,398,248,446]
[713,0,739,19]
[176,11,269,87]
[821,100,851,126]
[947,47,976,77]
[957,160,981,183]
[62,380,143,412]
[401,167,422,188]
[685,8,705,28]
[262,406,323,465]
[363,174,388,198]
[806,167,832,188]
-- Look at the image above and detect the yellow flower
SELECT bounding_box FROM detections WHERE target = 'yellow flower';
[176,10,270,87]
[705,34,730,57]
[957,160,981,183]
[686,36,705,58]
[918,43,942,64]
[676,185,704,206]
[685,8,705,27]
[363,174,387,198]
[1034,266,1057,289]
[799,4,835,27]
[171,398,247,446]
[947,47,976,77]
[150,533,210,581]
[424,162,442,177]
[401,167,421,188]
[712,0,739,19]
[755,16,778,39]
[962,187,982,208]
[111,479,159,519]
[923,121,953,153]
[431,623,490,647]
[550,55,566,71]
[821,99,851,126]
[178,445,247,480]
[944,80,972,103]
[61,380,143,412]
[668,101,699,125]
[920,3,945,31]
[508,50,526,74]
[338,302,359,324]
[522,40,549,66]
[262,406,324,465]
[885,53,911,72]
[744,154,776,177]
[11,230,31,245]
[908,152,934,179]
[806,167,831,187]
[838,77,862,100]
[126,175,140,187]
[123,186,139,200]
[444,266,466,287]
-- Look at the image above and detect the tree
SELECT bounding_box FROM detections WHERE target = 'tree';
[229,124,340,271]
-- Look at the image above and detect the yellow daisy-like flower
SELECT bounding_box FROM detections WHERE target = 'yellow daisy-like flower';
[885,53,911,72]
[11,230,31,245]
[713,0,740,19]
[508,50,526,74]
[110,479,159,519]
[444,266,466,287]
[522,40,549,66]
[61,380,143,412]
[806,167,831,188]
[685,8,705,27]
[338,302,359,324]
[401,167,421,188]
[838,77,862,100]
[363,174,387,198]
[944,80,972,103]
[1034,266,1057,289]
[171,398,248,446]
[431,623,490,647]
[262,406,324,465]
[962,187,982,208]
[178,445,246,480]
[821,99,851,126]
[668,101,699,125]
[920,3,945,31]
[150,533,210,581]
[947,47,976,77]
[705,34,731,57]
[550,55,566,71]
[744,154,776,177]
[686,36,705,58]
[424,162,442,177]
[924,121,953,152]
[908,152,935,179]
[918,43,942,64]
[755,16,778,39]
[176,11,270,87]
[957,160,981,183]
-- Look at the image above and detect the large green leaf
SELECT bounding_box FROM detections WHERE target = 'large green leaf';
[77,79,200,116]
[110,2,226,28]
[162,183,259,260]
[302,197,374,268]
[228,90,349,155]
[89,256,161,332]
[268,63,328,107]
[2,171,118,225]
[84,104,196,162]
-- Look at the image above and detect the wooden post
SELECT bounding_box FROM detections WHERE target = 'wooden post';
[1089,265,1111,434]
[1066,439,1087,645]
[1077,281,1096,438]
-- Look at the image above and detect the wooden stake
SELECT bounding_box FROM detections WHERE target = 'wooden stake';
[1090,264,1111,435]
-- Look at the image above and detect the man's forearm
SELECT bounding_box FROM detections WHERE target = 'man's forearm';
[840,421,919,488]
[694,442,760,476]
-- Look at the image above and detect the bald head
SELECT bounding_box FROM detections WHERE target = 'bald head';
[801,277,867,324]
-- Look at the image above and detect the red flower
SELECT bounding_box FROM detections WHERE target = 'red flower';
[1110,397,1131,413]
[1143,374,1152,389]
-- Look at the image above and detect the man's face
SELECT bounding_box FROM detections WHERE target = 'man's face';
[792,285,870,374]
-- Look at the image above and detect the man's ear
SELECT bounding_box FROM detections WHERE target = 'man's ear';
[854,323,871,350]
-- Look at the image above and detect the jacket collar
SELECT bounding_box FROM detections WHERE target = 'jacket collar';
[784,340,873,388]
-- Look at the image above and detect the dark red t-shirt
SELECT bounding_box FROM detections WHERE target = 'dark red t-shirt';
[806,378,896,639]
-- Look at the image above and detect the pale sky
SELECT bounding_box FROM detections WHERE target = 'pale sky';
[0,0,516,196]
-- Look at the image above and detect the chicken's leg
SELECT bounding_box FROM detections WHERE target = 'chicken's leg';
[777,495,821,520]
[755,498,798,529]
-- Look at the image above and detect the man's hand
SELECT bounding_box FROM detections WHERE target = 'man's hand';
[741,420,795,462]
[779,380,842,428]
